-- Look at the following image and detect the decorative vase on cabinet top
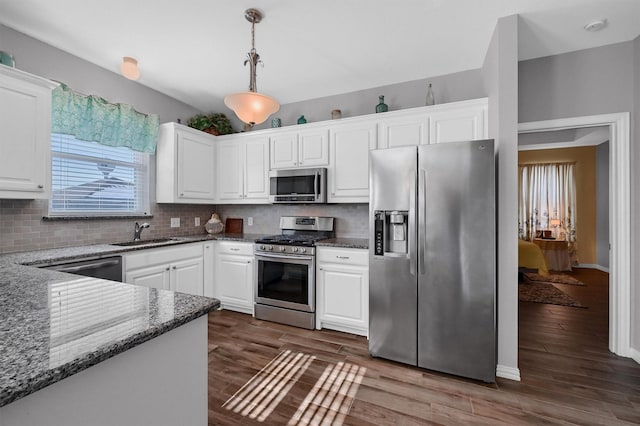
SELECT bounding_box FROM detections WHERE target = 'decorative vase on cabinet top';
[375,96,388,113]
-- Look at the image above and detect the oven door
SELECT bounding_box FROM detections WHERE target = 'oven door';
[255,252,315,312]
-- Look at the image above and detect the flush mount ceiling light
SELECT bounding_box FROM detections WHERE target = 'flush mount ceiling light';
[224,8,279,128]
[584,19,607,32]
[121,57,140,80]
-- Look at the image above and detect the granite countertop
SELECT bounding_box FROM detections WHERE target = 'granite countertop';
[0,234,248,408]
[316,238,369,249]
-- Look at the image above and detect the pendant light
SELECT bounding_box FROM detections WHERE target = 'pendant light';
[224,8,279,128]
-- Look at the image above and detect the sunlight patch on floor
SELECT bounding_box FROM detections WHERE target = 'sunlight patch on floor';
[222,350,366,425]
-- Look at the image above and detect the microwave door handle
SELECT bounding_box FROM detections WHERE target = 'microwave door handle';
[315,171,320,197]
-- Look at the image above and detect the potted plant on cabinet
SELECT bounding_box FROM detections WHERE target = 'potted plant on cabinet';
[186,113,234,135]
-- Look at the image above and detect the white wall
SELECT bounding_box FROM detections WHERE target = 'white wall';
[482,14,520,380]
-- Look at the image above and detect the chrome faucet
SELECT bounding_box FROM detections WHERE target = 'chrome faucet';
[133,222,150,241]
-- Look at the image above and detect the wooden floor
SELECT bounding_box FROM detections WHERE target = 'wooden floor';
[208,268,640,425]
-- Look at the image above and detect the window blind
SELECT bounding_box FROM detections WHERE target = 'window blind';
[49,133,150,216]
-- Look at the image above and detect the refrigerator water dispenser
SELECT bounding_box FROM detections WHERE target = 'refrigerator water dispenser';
[374,210,408,255]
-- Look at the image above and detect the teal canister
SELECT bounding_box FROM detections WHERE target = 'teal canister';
[0,51,15,67]
[271,117,282,128]
[297,115,307,124]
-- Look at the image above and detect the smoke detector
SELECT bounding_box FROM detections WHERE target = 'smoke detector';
[584,19,607,32]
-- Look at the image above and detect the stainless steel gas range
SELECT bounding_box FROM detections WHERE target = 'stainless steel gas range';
[254,216,334,329]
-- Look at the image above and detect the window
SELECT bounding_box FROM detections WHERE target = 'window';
[49,133,150,217]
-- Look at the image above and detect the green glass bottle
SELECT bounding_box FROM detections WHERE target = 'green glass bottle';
[297,115,307,124]
[375,95,388,113]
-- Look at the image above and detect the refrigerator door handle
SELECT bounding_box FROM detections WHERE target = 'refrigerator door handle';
[409,170,417,276]
[419,169,427,275]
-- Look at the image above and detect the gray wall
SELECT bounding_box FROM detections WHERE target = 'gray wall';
[596,142,610,269]
[0,24,201,124]
[252,68,486,130]
[520,40,639,354]
[482,14,519,376]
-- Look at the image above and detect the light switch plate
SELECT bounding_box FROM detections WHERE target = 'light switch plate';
[247,217,253,226]
[194,217,200,226]
[170,217,180,228]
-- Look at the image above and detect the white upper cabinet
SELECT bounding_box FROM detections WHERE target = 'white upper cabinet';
[328,119,377,203]
[377,109,430,149]
[0,66,57,199]
[216,134,269,204]
[156,123,216,204]
[270,127,329,169]
[428,98,488,144]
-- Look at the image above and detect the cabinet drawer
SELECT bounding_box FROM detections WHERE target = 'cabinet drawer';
[216,241,254,256]
[317,247,368,266]
[125,242,204,270]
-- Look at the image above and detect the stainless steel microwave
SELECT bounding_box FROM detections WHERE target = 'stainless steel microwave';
[269,168,327,204]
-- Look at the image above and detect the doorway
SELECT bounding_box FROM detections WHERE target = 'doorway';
[518,113,631,357]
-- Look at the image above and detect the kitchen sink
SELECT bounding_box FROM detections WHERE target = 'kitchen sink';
[112,238,180,247]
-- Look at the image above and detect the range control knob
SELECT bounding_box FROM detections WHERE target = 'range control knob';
[292,247,299,253]
[267,245,273,251]
[279,246,286,252]
[301,248,306,253]
[259,245,265,250]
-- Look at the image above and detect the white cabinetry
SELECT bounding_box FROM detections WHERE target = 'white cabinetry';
[428,99,487,144]
[377,109,430,148]
[270,127,329,169]
[124,243,207,296]
[156,123,216,204]
[316,247,369,336]
[0,66,57,199]
[216,135,269,203]
[328,119,377,203]
[214,241,254,314]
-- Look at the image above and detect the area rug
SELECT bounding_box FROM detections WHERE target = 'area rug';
[524,272,585,286]
[518,282,587,308]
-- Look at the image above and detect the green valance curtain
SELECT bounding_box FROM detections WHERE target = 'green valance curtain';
[51,83,159,154]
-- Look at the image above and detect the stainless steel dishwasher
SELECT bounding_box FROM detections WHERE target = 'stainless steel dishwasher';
[41,256,123,282]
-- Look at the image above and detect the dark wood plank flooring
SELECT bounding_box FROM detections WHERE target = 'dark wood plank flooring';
[208,268,640,425]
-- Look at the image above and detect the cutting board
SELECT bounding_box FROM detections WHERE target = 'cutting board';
[225,218,243,234]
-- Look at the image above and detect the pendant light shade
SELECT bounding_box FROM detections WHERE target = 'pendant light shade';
[224,91,279,125]
[121,57,140,80]
[224,8,279,127]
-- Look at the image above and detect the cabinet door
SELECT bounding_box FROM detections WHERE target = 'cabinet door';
[270,132,298,169]
[329,120,377,203]
[243,137,269,202]
[0,69,54,198]
[317,263,369,336]
[216,140,244,202]
[298,128,329,167]
[203,242,214,298]
[171,256,204,296]
[125,264,171,290]
[378,111,429,149]
[429,102,487,144]
[214,254,254,314]
[176,131,215,201]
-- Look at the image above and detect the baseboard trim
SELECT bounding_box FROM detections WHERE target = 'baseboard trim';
[496,365,521,381]
[576,263,610,273]
[630,348,640,364]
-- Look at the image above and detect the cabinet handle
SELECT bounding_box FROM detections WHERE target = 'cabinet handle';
[165,267,170,271]
[336,255,350,260]
[172,266,177,269]
[319,267,323,270]
[230,248,240,251]
[299,161,303,165]
[247,260,251,264]
[180,193,184,196]
[37,184,44,189]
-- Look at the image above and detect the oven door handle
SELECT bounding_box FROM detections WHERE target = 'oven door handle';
[255,253,314,262]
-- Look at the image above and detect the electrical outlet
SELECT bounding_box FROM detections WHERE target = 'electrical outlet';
[194,217,200,226]
[170,217,180,228]
[247,217,253,226]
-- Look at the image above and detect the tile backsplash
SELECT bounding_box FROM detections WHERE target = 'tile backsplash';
[0,199,215,254]
[0,200,369,254]
[215,203,369,237]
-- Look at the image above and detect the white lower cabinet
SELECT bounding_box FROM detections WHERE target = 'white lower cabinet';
[316,247,369,336]
[124,243,207,296]
[213,241,254,314]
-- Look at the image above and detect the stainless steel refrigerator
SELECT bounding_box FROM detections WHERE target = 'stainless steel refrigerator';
[368,140,496,382]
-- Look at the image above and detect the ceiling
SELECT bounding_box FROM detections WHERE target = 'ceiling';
[0,0,638,113]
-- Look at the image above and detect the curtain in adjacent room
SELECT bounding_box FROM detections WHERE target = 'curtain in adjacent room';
[51,83,159,154]
[518,162,578,264]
